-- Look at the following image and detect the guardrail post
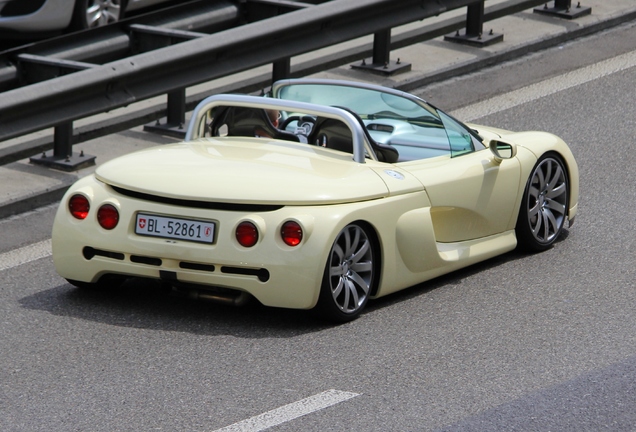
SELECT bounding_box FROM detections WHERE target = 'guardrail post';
[53,122,73,158]
[29,122,96,171]
[444,1,503,47]
[132,24,208,140]
[167,89,186,129]
[272,58,291,82]
[351,29,411,76]
[144,88,188,139]
[372,29,391,66]
[534,1,591,19]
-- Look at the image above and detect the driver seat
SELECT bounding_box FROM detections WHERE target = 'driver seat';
[209,106,300,142]
[310,118,354,154]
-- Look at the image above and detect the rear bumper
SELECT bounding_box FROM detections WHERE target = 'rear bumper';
[52,175,334,310]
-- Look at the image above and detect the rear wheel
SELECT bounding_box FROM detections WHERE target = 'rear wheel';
[516,153,569,252]
[316,223,377,322]
[71,0,124,30]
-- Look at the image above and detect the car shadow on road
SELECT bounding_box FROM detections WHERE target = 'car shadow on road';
[19,240,561,337]
[19,277,333,338]
[364,246,544,314]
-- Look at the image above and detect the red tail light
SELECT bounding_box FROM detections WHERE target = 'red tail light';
[69,194,90,220]
[281,221,303,246]
[236,221,258,247]
[97,204,119,230]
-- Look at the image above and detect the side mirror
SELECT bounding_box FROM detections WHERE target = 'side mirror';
[489,140,517,162]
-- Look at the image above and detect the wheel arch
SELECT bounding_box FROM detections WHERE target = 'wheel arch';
[510,131,579,223]
[314,218,383,322]
[556,150,579,222]
[515,149,572,251]
[520,147,579,223]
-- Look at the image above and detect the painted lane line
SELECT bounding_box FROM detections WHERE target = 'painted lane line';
[213,389,360,432]
[451,50,636,122]
[0,239,52,272]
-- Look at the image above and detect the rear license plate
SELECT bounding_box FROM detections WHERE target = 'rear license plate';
[135,213,215,244]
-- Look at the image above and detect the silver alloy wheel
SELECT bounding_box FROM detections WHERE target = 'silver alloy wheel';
[86,0,122,28]
[526,157,568,244]
[326,224,374,314]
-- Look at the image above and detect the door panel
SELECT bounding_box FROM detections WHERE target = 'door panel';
[402,150,521,242]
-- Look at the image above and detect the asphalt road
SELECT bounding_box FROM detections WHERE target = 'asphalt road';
[1,22,635,431]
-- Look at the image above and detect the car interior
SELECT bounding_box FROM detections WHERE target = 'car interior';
[207,105,400,163]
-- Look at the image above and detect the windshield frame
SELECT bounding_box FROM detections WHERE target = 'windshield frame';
[271,78,486,158]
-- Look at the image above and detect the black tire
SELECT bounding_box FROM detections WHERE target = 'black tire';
[316,223,378,322]
[516,153,569,252]
[70,0,125,30]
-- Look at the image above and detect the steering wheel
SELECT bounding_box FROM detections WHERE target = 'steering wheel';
[281,115,316,138]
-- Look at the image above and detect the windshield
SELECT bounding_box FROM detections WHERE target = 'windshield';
[276,82,484,161]
[278,84,439,123]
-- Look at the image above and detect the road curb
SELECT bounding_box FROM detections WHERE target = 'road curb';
[0,182,72,220]
[397,6,636,93]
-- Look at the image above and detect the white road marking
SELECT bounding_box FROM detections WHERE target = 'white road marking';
[451,50,636,122]
[212,389,360,432]
[0,239,52,272]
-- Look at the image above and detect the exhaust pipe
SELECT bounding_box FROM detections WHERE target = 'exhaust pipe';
[189,289,252,307]
[173,285,252,307]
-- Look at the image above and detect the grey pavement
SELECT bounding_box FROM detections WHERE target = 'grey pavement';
[1,0,635,220]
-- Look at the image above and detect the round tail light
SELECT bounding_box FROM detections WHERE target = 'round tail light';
[97,204,119,230]
[69,194,90,220]
[281,221,303,246]
[236,221,258,247]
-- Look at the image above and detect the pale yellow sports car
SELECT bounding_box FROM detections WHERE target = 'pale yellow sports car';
[52,79,579,322]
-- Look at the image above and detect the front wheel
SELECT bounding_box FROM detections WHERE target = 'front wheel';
[316,223,378,322]
[516,153,569,252]
[71,0,124,30]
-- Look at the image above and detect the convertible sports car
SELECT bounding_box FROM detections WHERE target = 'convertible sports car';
[52,79,579,322]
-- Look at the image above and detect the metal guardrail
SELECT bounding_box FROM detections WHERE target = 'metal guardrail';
[0,0,244,91]
[0,0,554,168]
